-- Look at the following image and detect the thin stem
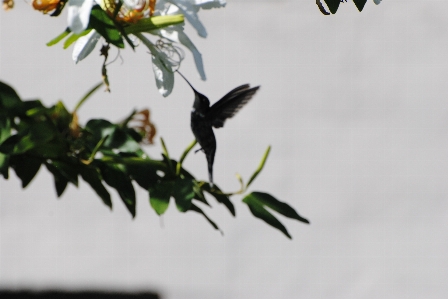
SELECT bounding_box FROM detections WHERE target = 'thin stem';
[73,82,104,113]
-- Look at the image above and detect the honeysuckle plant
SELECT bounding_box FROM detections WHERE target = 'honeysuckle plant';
[0,81,310,238]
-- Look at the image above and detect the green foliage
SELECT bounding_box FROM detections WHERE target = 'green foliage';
[0,81,309,238]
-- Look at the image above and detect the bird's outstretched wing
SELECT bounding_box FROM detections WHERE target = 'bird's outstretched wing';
[207,84,260,128]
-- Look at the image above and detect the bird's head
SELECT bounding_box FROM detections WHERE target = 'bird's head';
[177,71,210,113]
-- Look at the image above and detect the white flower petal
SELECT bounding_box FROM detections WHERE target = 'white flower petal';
[152,54,175,97]
[192,0,226,9]
[157,27,206,80]
[166,0,207,37]
[68,0,94,34]
[72,30,101,64]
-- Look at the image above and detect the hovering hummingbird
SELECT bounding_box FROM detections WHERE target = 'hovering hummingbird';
[177,72,260,187]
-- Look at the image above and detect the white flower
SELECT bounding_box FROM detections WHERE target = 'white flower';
[67,0,94,34]
[72,30,101,63]
[157,0,226,38]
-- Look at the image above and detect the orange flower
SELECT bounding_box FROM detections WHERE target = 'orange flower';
[102,0,155,24]
[32,0,60,14]
[3,0,14,11]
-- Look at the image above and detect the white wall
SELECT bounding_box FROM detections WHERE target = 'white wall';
[1,1,448,298]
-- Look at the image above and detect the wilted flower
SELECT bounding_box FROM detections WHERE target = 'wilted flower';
[3,0,14,10]
[32,0,60,13]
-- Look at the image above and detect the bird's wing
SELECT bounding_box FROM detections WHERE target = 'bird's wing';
[207,84,260,128]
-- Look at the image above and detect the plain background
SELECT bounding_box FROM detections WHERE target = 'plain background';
[2,0,448,298]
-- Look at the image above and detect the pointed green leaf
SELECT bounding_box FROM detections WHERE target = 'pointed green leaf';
[63,29,92,49]
[323,0,340,14]
[149,180,172,215]
[46,28,71,46]
[99,163,136,217]
[45,162,69,197]
[0,134,22,154]
[246,146,270,189]
[47,161,78,186]
[353,0,367,12]
[10,155,41,188]
[189,203,221,232]
[249,192,309,224]
[172,178,195,212]
[244,196,292,239]
[202,183,235,216]
[0,81,23,115]
[79,166,112,208]
[89,5,124,48]
[243,192,309,239]
[127,163,160,190]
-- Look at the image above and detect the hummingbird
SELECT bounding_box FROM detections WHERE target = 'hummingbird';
[177,72,260,187]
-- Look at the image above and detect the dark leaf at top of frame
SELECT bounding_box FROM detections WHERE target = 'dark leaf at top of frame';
[353,0,367,12]
[10,155,42,188]
[99,162,136,217]
[323,0,340,14]
[89,5,124,48]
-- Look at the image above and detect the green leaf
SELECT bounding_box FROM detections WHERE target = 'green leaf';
[246,145,271,189]
[0,116,11,179]
[48,161,78,186]
[10,155,41,188]
[89,5,124,48]
[202,183,235,216]
[149,180,172,215]
[45,162,69,197]
[0,81,23,115]
[13,121,58,154]
[124,14,185,35]
[79,166,112,208]
[0,134,22,154]
[246,192,309,224]
[127,163,160,189]
[189,203,221,232]
[63,29,92,49]
[323,0,340,14]
[30,140,67,159]
[99,163,136,217]
[172,178,195,212]
[46,28,71,46]
[353,0,367,12]
[242,192,309,239]
[85,119,145,157]
[192,182,209,206]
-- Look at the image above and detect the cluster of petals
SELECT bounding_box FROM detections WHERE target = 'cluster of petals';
[67,0,226,96]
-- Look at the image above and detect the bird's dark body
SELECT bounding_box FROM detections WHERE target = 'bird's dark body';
[191,111,216,184]
[178,72,260,186]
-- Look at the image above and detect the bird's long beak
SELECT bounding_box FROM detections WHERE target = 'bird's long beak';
[176,71,199,94]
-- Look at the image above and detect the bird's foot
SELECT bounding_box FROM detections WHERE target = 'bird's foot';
[195,148,204,154]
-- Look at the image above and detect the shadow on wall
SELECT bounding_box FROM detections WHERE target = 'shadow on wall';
[0,291,160,299]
